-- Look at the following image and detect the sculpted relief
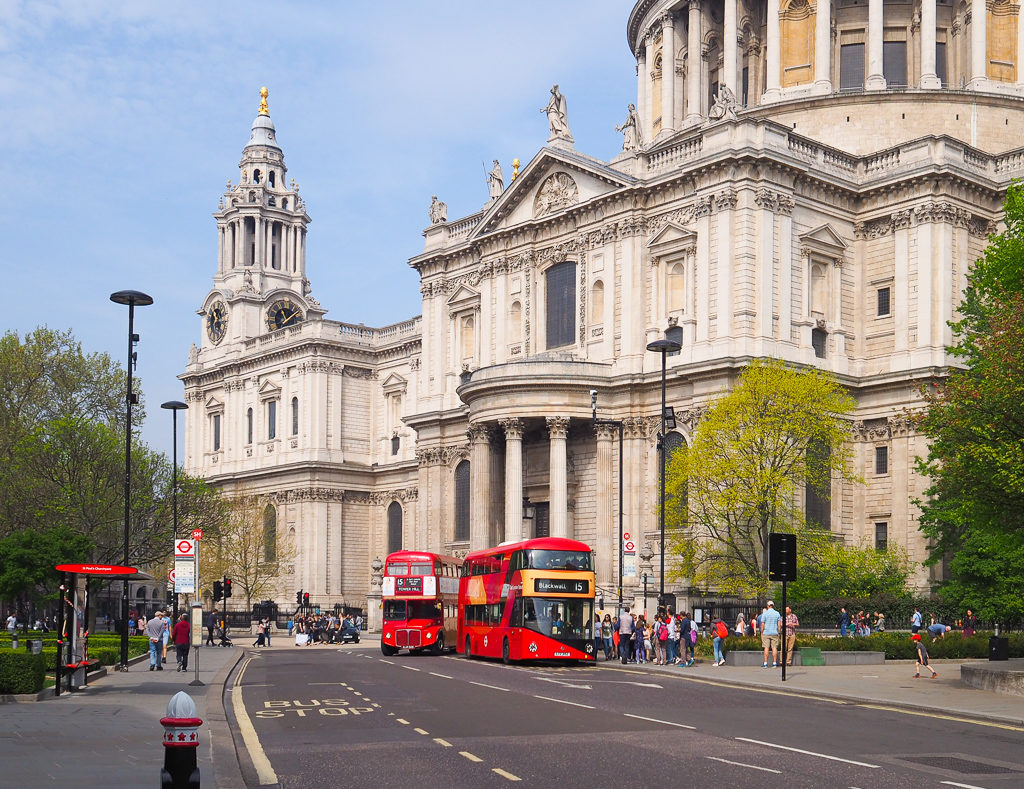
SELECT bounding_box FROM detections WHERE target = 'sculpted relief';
[533,172,579,218]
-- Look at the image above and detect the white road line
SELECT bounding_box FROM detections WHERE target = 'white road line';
[414,728,429,735]
[706,757,780,774]
[470,681,510,692]
[396,718,410,725]
[402,666,422,672]
[230,658,279,786]
[735,737,879,769]
[533,695,595,709]
[623,713,696,729]
[941,783,991,789]
[460,752,483,762]
[493,768,522,781]
[434,738,452,747]
[380,659,394,665]
[429,672,453,679]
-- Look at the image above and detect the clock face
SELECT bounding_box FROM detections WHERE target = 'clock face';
[267,299,303,331]
[207,302,228,344]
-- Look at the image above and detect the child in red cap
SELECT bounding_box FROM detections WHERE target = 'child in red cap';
[912,633,937,679]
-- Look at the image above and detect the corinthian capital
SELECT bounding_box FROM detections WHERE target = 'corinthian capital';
[546,416,570,439]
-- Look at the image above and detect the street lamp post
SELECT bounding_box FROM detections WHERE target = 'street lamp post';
[162,400,187,624]
[591,390,624,612]
[645,336,681,611]
[110,290,153,671]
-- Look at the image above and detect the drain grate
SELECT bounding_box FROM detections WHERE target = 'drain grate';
[900,756,1017,775]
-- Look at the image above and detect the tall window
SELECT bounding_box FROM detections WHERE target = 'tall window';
[212,414,221,452]
[509,301,522,344]
[267,400,277,440]
[246,408,253,444]
[667,262,685,313]
[387,501,403,554]
[875,445,889,475]
[742,66,750,106]
[806,439,831,529]
[291,397,299,436]
[877,287,891,316]
[883,40,907,87]
[811,328,828,358]
[875,521,888,551]
[935,42,947,86]
[591,280,605,324]
[840,43,865,91]
[263,504,277,563]
[545,261,576,349]
[454,460,470,542]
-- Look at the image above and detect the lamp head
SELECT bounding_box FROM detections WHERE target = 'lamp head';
[110,290,154,307]
[161,401,188,411]
[646,338,682,354]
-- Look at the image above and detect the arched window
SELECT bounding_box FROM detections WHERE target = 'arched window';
[291,397,299,435]
[591,280,605,324]
[387,501,403,554]
[454,460,470,542]
[810,263,827,316]
[667,262,685,313]
[269,170,276,188]
[461,315,475,362]
[263,504,277,563]
[545,260,576,349]
[246,408,253,444]
[509,301,522,344]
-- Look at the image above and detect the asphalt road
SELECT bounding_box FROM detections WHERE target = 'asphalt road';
[227,644,1024,788]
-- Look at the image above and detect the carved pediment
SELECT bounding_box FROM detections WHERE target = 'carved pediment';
[446,285,480,313]
[381,372,407,394]
[647,222,697,258]
[800,223,848,261]
[204,396,224,412]
[258,379,281,399]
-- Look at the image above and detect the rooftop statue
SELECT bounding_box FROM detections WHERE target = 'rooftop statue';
[487,159,505,200]
[541,85,574,144]
[429,195,447,225]
[616,103,642,151]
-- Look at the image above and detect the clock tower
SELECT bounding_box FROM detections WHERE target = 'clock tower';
[200,87,324,350]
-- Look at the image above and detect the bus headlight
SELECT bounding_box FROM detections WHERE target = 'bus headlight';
[586,643,594,653]
[528,642,538,653]
[426,632,433,641]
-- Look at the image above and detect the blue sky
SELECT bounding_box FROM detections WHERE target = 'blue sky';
[2,0,637,457]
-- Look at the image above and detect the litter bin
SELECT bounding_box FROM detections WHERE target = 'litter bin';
[28,639,42,654]
[989,635,1009,661]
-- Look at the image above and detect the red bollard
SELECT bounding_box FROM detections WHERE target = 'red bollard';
[160,691,202,788]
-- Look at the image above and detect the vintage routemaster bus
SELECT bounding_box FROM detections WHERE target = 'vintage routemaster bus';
[380,551,462,655]
[458,537,596,663]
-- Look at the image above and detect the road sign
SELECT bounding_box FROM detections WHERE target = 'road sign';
[55,563,138,576]
[174,560,196,594]
[174,539,196,559]
[624,540,636,553]
[191,528,203,540]
[168,569,176,583]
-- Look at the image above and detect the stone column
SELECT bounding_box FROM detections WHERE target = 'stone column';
[661,12,676,134]
[970,0,987,87]
[636,45,648,144]
[685,0,703,124]
[764,0,782,100]
[468,424,491,551]
[645,32,656,142]
[920,0,941,87]
[501,418,524,542]
[723,0,738,97]
[546,416,569,538]
[866,0,887,89]
[814,0,833,92]
[594,423,617,593]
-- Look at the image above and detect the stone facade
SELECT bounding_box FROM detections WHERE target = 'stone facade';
[183,4,1024,612]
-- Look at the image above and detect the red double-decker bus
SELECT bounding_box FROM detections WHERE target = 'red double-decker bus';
[458,537,596,663]
[380,551,462,656]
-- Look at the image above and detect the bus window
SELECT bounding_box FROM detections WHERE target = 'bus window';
[409,562,432,576]
[383,600,407,621]
[407,600,442,624]
[386,562,409,576]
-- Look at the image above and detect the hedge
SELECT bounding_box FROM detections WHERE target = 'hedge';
[696,631,1024,660]
[0,652,46,694]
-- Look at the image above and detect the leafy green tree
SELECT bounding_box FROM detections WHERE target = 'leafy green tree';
[666,359,857,598]
[917,185,1024,622]
[785,539,912,602]
[0,525,94,605]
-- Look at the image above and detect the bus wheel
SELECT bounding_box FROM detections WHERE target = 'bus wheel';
[502,638,511,665]
[464,637,473,659]
[432,632,445,656]
[381,642,398,656]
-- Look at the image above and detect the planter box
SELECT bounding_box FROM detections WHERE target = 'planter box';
[721,650,885,667]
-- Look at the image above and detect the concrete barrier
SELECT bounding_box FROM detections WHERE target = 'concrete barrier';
[721,650,885,667]
[960,660,1024,698]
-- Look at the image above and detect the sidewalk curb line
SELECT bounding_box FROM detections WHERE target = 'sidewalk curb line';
[639,662,1024,728]
[209,648,247,789]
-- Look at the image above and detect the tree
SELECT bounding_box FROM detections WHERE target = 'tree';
[786,539,912,602]
[201,494,294,611]
[666,359,857,598]
[917,185,1024,622]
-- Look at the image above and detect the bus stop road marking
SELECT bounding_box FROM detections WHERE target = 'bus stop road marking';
[414,728,429,735]
[493,768,522,781]
[534,695,595,709]
[396,718,410,725]
[706,756,780,774]
[231,658,279,786]
[434,738,452,747]
[470,681,510,692]
[460,752,483,762]
[623,713,696,729]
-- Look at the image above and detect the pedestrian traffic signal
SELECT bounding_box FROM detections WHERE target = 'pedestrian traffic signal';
[223,577,233,598]
[213,580,223,602]
[303,592,310,606]
[296,590,303,605]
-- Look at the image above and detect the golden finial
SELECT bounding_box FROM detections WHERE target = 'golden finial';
[512,158,521,179]
[259,86,269,116]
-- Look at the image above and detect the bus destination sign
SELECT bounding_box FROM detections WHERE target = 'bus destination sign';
[396,577,423,594]
[534,578,590,595]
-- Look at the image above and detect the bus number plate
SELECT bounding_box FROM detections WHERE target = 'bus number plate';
[396,577,423,594]
[534,578,589,594]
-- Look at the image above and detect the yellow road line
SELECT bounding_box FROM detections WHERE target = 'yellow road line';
[414,728,429,735]
[493,768,522,781]
[231,658,279,786]
[434,738,452,747]
[460,751,483,762]
[857,703,1024,732]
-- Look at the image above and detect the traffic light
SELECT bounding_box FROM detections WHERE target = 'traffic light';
[303,592,310,607]
[223,577,233,599]
[213,580,223,602]
[769,532,797,582]
[296,590,303,606]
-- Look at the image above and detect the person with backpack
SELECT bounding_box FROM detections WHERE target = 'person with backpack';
[677,611,694,666]
[665,611,679,665]
[653,614,668,664]
[712,616,729,666]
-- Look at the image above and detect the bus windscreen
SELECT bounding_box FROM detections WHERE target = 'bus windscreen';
[383,599,443,624]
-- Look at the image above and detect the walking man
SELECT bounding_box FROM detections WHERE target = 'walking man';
[146,611,166,671]
[207,608,218,646]
[617,606,634,665]
[838,607,851,637]
[760,600,782,668]
[784,606,800,666]
[172,613,191,672]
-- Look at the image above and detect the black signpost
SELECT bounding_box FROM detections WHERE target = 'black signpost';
[768,533,797,682]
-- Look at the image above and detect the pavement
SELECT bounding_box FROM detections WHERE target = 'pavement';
[2,635,1022,788]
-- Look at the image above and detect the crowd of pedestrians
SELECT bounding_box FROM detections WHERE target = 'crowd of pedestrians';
[593,608,720,667]
[291,612,361,645]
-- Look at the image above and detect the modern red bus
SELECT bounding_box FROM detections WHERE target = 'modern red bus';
[380,551,462,656]
[458,537,596,663]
